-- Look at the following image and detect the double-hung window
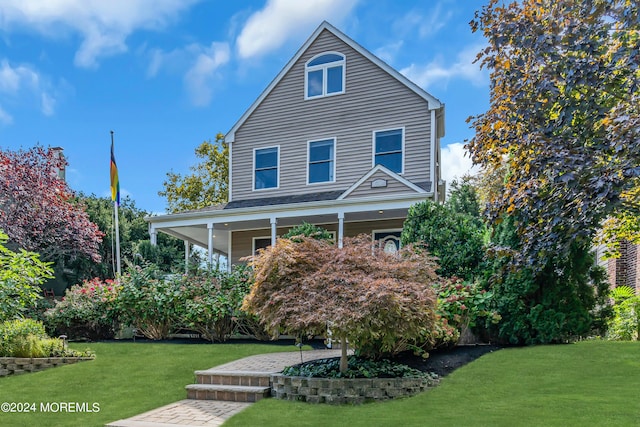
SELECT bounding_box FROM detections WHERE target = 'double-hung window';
[254,146,279,190]
[373,128,404,174]
[308,138,335,184]
[305,52,345,99]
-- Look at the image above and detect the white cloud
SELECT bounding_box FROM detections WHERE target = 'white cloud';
[0,0,199,68]
[0,105,13,125]
[184,42,231,106]
[0,60,39,93]
[400,44,487,90]
[393,2,453,40]
[41,92,56,116]
[148,41,230,106]
[236,0,359,59]
[0,59,58,117]
[374,40,403,64]
[440,142,479,186]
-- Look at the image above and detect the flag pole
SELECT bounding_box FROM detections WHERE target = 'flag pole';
[111,131,121,277]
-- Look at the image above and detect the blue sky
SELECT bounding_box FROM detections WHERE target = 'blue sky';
[0,0,488,214]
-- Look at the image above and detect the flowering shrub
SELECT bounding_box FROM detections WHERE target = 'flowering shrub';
[45,278,120,340]
[431,278,500,348]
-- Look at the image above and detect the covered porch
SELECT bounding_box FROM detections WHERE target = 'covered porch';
[146,193,430,270]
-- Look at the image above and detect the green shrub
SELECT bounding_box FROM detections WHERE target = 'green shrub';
[0,230,54,322]
[0,318,47,356]
[45,277,120,340]
[282,356,433,379]
[282,222,334,242]
[114,265,184,340]
[402,200,486,281]
[180,265,253,342]
[484,219,610,345]
[607,286,640,341]
[0,318,94,357]
[12,334,46,358]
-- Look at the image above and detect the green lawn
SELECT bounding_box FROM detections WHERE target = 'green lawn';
[1,341,638,427]
[225,340,640,427]
[0,341,297,427]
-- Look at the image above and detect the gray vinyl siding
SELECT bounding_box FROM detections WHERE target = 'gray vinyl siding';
[231,29,431,202]
[230,219,405,264]
[343,170,418,200]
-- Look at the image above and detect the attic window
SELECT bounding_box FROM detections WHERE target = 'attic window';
[305,52,345,99]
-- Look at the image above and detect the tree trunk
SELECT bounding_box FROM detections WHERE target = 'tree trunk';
[339,336,348,373]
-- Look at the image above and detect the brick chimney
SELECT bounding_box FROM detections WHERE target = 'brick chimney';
[50,146,66,181]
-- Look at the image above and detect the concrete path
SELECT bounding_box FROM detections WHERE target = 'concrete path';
[106,349,344,427]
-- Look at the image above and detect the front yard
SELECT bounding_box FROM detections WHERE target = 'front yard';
[0,340,637,426]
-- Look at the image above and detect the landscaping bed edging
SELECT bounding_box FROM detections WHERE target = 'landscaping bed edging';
[0,357,94,377]
[270,374,439,404]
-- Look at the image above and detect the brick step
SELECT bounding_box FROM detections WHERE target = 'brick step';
[194,370,273,387]
[186,384,271,402]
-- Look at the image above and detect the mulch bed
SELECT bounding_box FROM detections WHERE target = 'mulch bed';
[394,344,501,377]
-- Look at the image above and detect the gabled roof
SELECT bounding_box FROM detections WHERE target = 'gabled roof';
[226,21,443,143]
[338,164,429,200]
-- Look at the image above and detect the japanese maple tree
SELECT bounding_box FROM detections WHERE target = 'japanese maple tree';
[0,146,103,262]
[243,235,439,372]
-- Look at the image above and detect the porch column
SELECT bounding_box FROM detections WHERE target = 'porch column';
[149,226,157,246]
[337,212,344,249]
[270,217,277,246]
[227,231,232,273]
[184,241,190,274]
[207,223,214,265]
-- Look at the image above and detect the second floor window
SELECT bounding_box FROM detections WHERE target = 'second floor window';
[374,128,404,174]
[308,138,335,184]
[305,52,345,99]
[254,146,279,190]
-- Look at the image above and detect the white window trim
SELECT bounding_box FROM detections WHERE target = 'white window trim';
[306,137,337,185]
[372,127,405,175]
[304,51,346,100]
[252,145,280,191]
[252,236,273,255]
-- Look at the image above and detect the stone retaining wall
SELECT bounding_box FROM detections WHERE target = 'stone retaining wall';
[0,357,93,377]
[271,374,439,404]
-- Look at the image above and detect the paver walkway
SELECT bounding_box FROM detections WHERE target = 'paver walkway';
[106,348,345,427]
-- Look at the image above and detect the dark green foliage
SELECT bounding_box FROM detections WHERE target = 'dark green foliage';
[181,265,255,342]
[114,265,183,340]
[485,218,610,345]
[282,222,334,242]
[402,200,485,280]
[63,194,183,284]
[282,356,432,379]
[447,177,482,220]
[112,264,258,341]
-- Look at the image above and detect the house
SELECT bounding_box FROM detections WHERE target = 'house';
[596,242,640,292]
[146,21,445,268]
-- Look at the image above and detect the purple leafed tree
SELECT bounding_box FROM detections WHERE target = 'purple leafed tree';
[0,146,103,262]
